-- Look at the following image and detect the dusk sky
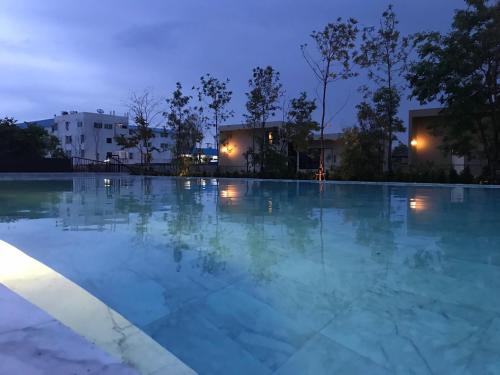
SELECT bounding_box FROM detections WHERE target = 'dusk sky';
[1,0,464,144]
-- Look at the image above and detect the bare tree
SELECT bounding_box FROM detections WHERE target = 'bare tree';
[301,18,358,178]
[127,90,163,128]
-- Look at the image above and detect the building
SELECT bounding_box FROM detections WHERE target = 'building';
[408,108,486,175]
[24,111,173,164]
[218,121,343,173]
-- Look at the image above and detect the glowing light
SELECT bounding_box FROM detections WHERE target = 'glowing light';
[184,180,191,189]
[221,145,234,154]
[220,185,239,199]
[104,179,111,186]
[409,197,427,211]
[411,139,418,147]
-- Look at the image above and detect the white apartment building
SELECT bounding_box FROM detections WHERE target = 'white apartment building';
[47,111,172,164]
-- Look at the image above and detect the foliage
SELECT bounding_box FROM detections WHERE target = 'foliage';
[282,92,319,153]
[355,4,409,173]
[0,117,62,159]
[407,0,500,180]
[115,115,159,166]
[301,17,358,170]
[164,82,204,173]
[244,66,283,173]
[195,74,234,150]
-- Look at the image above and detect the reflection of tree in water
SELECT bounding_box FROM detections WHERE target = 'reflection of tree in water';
[0,180,69,222]
[281,183,319,254]
[339,185,399,267]
[114,177,155,240]
[164,179,205,272]
[246,223,277,284]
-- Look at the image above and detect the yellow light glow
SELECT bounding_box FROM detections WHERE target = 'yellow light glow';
[411,139,418,147]
[409,197,427,211]
[221,145,234,155]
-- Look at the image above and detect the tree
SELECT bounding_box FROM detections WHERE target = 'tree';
[115,115,159,166]
[281,92,319,173]
[355,5,409,174]
[301,17,358,176]
[115,90,163,165]
[195,74,234,151]
[0,117,62,159]
[338,97,395,180]
[164,82,204,174]
[244,66,283,174]
[407,0,500,180]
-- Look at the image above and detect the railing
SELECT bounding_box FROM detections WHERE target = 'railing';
[71,157,129,173]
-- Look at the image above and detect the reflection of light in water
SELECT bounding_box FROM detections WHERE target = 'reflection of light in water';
[211,179,218,186]
[409,197,427,211]
[220,185,239,199]
[104,179,111,186]
[268,199,273,214]
[184,180,191,190]
[200,179,206,187]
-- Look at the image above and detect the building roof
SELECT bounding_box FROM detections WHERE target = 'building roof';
[409,108,443,118]
[219,121,342,140]
[219,121,284,132]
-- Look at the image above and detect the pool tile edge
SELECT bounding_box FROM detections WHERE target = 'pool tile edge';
[0,239,196,375]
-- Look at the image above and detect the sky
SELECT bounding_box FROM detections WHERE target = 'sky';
[1,0,465,145]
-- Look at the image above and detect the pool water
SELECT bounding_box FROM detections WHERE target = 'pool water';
[0,175,499,375]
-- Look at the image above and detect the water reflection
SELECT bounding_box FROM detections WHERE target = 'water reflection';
[0,177,499,282]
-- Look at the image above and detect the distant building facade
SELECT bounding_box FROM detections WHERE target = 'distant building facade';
[408,108,486,176]
[25,111,173,164]
[218,121,343,173]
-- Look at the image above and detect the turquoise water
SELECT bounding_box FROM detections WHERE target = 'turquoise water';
[0,175,499,375]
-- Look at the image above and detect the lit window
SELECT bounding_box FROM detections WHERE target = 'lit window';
[268,131,273,144]
[411,139,418,147]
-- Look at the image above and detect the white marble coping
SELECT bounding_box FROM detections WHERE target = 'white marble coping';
[0,239,196,375]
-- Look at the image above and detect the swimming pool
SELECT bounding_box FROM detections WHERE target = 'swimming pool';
[1,174,499,374]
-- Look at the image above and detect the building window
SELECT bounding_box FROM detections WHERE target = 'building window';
[80,150,85,158]
[160,143,168,151]
[106,137,112,144]
[128,152,134,160]
[94,122,102,128]
[65,135,72,144]
[96,153,100,160]
[65,149,72,157]
[268,131,273,145]
[106,152,113,159]
[104,123,113,129]
[77,121,83,128]
[65,121,70,131]
[80,134,85,143]
[52,123,58,131]
[117,123,127,129]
